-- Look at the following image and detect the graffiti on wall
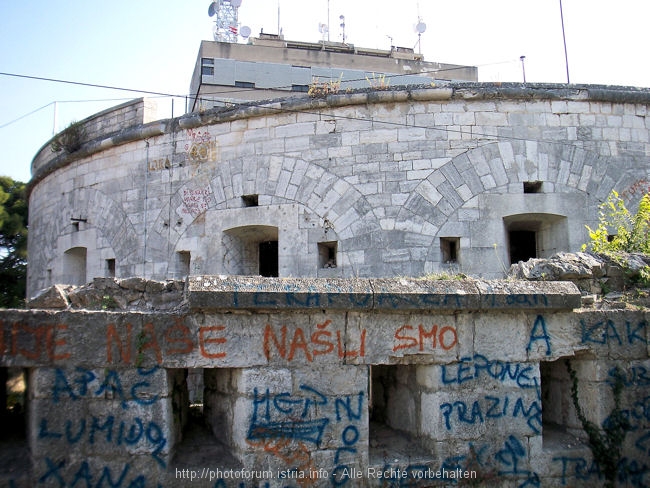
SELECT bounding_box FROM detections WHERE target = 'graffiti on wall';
[180,186,213,217]
[185,129,218,163]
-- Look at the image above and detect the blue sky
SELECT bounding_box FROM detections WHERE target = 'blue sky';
[1,0,649,183]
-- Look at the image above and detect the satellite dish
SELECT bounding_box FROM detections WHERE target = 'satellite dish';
[208,2,218,16]
[415,21,427,33]
[318,23,328,34]
[240,25,251,38]
[231,0,242,7]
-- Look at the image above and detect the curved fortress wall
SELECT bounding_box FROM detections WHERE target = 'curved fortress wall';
[28,84,650,296]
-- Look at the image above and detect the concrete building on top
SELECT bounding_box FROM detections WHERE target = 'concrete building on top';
[190,33,478,110]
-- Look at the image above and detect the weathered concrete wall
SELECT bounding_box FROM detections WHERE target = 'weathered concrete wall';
[1,277,649,487]
[27,84,650,296]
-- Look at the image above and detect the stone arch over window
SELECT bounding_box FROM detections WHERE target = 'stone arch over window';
[150,156,383,278]
[27,187,138,295]
[401,141,616,272]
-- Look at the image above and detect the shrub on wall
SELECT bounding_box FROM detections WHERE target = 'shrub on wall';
[51,120,86,154]
[584,190,650,254]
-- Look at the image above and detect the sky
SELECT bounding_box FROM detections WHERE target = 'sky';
[1,0,649,184]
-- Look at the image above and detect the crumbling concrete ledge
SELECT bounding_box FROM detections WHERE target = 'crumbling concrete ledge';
[187,276,581,312]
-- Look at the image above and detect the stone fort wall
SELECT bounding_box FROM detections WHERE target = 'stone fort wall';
[1,276,649,487]
[26,83,650,297]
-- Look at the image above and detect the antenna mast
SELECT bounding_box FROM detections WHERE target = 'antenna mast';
[414,0,426,54]
[208,0,242,43]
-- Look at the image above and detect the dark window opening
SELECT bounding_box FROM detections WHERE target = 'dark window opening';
[1,368,26,441]
[505,214,568,263]
[72,221,79,232]
[106,259,116,278]
[369,365,429,464]
[177,251,191,278]
[523,181,543,194]
[0,367,28,480]
[509,230,537,264]
[241,194,259,207]
[291,84,309,92]
[440,237,460,264]
[318,241,337,268]
[171,368,240,468]
[259,241,279,277]
[234,81,255,89]
[540,360,586,449]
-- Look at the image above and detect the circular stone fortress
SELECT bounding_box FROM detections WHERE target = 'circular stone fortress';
[27,83,650,297]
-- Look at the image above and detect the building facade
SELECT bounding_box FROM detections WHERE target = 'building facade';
[190,35,478,111]
[27,83,650,297]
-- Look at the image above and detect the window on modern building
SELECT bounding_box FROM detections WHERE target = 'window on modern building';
[63,247,87,286]
[241,194,259,207]
[234,81,255,89]
[523,181,543,194]
[440,237,460,264]
[318,241,337,268]
[106,258,116,278]
[201,58,214,76]
[291,84,309,92]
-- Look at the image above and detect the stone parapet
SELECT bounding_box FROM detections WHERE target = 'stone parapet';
[1,278,648,487]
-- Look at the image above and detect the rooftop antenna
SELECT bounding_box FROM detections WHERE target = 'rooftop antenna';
[208,0,242,43]
[414,0,426,54]
[318,23,329,42]
[339,14,346,44]
[414,19,426,54]
[327,0,330,41]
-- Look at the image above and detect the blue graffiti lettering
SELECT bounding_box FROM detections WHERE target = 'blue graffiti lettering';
[38,459,156,488]
[440,354,539,389]
[50,367,161,410]
[38,415,167,467]
[248,385,329,445]
[526,315,551,356]
[440,396,542,434]
[581,319,647,346]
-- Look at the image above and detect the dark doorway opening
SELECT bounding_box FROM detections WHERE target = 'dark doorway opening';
[259,241,279,277]
[509,230,537,264]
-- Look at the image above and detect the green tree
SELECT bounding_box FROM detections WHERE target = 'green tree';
[583,190,650,254]
[0,176,28,308]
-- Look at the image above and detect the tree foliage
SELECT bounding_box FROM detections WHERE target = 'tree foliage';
[0,176,28,307]
[583,190,650,254]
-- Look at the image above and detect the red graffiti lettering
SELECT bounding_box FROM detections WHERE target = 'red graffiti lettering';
[199,326,226,359]
[263,321,365,362]
[393,324,458,352]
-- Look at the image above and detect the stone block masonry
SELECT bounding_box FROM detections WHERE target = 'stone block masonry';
[26,83,650,295]
[1,276,649,487]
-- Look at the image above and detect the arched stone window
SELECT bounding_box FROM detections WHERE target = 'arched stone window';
[222,225,279,277]
[62,247,87,286]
